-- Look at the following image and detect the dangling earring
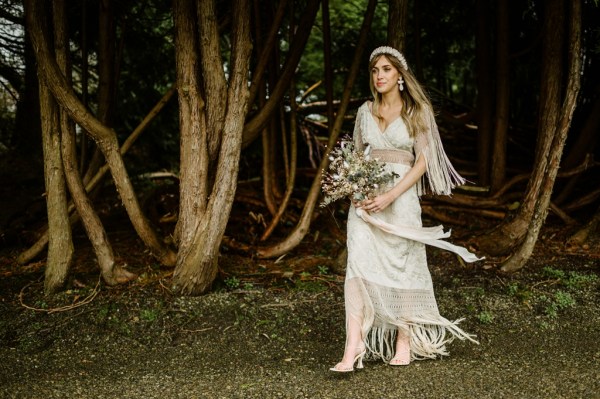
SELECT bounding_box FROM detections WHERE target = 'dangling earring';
[397,77,404,92]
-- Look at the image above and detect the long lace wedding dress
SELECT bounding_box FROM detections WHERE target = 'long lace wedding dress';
[345,101,479,362]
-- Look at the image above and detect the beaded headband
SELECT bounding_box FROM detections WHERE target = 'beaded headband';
[369,46,408,71]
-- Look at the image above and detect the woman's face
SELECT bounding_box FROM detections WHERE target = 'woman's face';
[371,55,401,95]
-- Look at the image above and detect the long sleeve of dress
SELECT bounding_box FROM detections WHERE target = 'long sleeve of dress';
[352,105,366,152]
[413,108,466,196]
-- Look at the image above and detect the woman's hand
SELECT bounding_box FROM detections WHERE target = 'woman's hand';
[361,191,395,213]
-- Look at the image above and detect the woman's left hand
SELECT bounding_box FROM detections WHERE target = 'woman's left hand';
[361,192,395,213]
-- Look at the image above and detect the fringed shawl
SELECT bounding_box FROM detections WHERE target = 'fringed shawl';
[353,103,465,196]
[414,108,465,196]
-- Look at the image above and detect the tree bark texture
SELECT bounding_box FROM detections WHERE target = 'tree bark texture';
[53,0,135,286]
[501,0,582,272]
[172,0,208,251]
[32,0,73,294]
[387,0,408,52]
[172,0,252,295]
[25,0,177,267]
[197,0,227,162]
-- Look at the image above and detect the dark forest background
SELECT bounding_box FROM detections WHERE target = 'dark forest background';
[0,0,598,295]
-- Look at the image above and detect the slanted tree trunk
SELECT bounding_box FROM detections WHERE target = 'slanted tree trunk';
[83,0,118,185]
[490,0,509,192]
[387,0,408,52]
[33,0,73,294]
[53,0,135,286]
[501,0,582,272]
[257,0,377,258]
[475,0,493,186]
[172,0,252,295]
[260,0,300,241]
[25,0,177,267]
[17,86,176,265]
[477,0,581,260]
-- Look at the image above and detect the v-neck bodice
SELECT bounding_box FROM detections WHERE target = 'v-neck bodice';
[358,102,414,153]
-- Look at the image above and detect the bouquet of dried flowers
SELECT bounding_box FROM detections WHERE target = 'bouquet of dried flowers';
[320,136,399,207]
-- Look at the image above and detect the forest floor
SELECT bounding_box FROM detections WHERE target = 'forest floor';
[0,170,599,398]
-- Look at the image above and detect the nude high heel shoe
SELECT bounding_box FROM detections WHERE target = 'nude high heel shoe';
[329,346,366,372]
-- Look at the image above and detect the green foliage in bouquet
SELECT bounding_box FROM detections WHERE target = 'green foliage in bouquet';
[320,136,399,207]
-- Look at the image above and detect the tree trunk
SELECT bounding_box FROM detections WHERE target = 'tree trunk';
[242,0,321,148]
[260,0,300,241]
[501,0,581,272]
[475,0,493,186]
[172,0,252,295]
[25,0,177,267]
[477,0,571,257]
[322,0,334,133]
[36,0,73,294]
[387,0,408,52]
[197,0,227,162]
[53,0,134,286]
[257,0,377,258]
[82,0,118,185]
[14,17,42,162]
[171,0,207,251]
[247,0,290,108]
[17,87,176,265]
[490,0,509,192]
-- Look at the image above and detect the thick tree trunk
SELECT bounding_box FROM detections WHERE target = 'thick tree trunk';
[490,0,509,192]
[40,79,73,294]
[501,0,581,272]
[172,0,252,295]
[475,0,493,186]
[171,0,207,250]
[25,0,177,267]
[33,0,73,294]
[387,0,408,52]
[257,0,377,258]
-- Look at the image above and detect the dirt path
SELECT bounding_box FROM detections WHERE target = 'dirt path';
[0,251,598,399]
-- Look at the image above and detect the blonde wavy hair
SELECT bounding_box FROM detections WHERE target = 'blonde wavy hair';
[368,54,432,138]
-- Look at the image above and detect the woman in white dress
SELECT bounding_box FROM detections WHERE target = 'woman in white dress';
[330,46,479,372]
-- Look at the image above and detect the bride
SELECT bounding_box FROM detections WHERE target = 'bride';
[330,46,480,372]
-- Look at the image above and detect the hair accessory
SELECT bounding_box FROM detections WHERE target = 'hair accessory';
[369,46,408,70]
[398,77,404,91]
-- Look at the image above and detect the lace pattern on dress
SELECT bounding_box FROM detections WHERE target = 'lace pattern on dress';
[345,277,479,362]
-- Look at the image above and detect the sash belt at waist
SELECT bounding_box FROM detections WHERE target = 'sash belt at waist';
[370,148,414,167]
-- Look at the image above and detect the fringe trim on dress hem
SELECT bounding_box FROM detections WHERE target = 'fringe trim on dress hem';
[364,315,479,362]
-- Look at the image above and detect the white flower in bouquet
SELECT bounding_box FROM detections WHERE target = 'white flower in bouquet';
[320,136,399,207]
